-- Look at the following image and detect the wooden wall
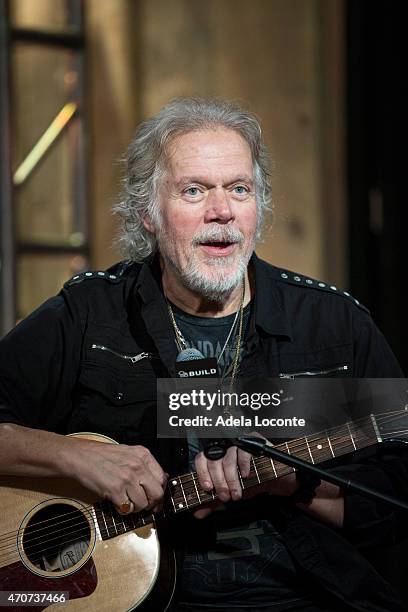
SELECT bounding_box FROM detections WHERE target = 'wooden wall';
[87,0,346,286]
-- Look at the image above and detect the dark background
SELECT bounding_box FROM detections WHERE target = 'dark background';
[347,0,407,375]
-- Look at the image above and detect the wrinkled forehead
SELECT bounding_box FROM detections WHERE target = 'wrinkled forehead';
[161,127,254,178]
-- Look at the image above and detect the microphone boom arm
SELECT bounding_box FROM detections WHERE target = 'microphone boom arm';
[235,436,408,512]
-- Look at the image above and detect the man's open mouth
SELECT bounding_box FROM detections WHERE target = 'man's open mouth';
[199,241,237,256]
[200,241,234,248]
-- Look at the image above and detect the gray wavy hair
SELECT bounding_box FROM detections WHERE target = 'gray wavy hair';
[113,97,272,261]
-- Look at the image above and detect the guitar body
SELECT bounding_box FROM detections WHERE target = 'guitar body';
[2,413,391,610]
[0,433,176,611]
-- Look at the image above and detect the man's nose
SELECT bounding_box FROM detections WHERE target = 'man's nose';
[205,187,234,223]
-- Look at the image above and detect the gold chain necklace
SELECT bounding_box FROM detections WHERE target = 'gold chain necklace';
[166,302,188,352]
[166,281,245,390]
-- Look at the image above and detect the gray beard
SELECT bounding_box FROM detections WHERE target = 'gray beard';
[162,251,250,303]
[158,224,253,303]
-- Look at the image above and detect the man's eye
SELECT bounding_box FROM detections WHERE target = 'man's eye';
[185,187,200,196]
[233,185,248,195]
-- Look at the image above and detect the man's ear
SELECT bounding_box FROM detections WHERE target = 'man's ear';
[142,215,156,234]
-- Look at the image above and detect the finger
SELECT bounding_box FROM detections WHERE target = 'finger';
[193,501,225,520]
[195,451,214,491]
[194,507,213,519]
[237,447,252,478]
[152,472,169,513]
[142,449,168,488]
[195,451,231,502]
[222,447,242,500]
[206,457,231,502]
[109,481,148,512]
[111,476,152,512]
[115,499,135,515]
[128,477,164,511]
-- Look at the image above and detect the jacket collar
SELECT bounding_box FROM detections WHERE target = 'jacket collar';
[250,253,292,340]
[134,255,178,374]
[134,251,292,343]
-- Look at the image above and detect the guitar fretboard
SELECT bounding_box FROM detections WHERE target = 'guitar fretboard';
[93,414,382,540]
[165,414,380,514]
[94,500,153,540]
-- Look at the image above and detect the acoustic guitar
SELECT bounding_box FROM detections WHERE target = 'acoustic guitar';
[0,408,406,611]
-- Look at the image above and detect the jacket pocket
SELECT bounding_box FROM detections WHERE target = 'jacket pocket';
[70,361,157,443]
[89,343,154,365]
[77,361,156,404]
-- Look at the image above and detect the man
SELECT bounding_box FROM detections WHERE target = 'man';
[0,97,406,611]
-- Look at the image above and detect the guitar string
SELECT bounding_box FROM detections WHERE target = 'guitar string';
[0,430,401,564]
[0,439,361,563]
[0,418,402,556]
[2,406,402,549]
[0,438,374,564]
[0,410,406,561]
[0,428,407,566]
[0,430,404,566]
[172,438,372,496]
[0,409,404,552]
[0,427,377,548]
[0,440,356,559]
[0,442,398,560]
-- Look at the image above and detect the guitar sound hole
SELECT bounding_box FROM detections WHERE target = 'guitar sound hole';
[22,503,91,572]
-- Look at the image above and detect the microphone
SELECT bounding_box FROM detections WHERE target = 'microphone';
[176,347,205,362]
[174,346,219,378]
[174,347,227,459]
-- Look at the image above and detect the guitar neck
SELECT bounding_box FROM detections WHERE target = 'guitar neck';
[166,413,383,514]
[93,407,407,539]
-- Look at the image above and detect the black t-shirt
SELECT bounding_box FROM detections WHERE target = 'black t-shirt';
[172,303,313,609]
[171,300,251,378]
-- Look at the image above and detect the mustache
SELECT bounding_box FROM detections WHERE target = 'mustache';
[192,225,244,246]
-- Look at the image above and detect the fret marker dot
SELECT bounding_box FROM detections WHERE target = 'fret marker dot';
[317,444,322,450]
[178,503,184,508]
[172,480,177,485]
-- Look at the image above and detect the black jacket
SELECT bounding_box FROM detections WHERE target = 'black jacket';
[0,254,407,611]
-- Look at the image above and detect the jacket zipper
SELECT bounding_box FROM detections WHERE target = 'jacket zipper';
[91,344,153,363]
[279,365,348,379]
